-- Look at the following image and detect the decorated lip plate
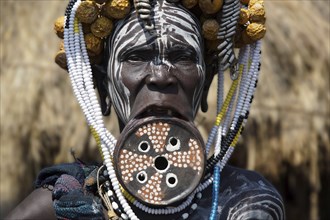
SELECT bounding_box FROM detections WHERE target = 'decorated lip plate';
[114,118,205,206]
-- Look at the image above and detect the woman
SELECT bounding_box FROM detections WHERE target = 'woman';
[6,0,284,219]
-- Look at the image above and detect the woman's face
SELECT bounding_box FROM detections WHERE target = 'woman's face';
[107,3,207,204]
[107,2,205,125]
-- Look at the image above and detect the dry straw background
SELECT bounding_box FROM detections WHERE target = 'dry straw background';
[0,0,329,219]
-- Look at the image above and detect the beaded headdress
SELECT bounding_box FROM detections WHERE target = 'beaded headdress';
[54,0,266,219]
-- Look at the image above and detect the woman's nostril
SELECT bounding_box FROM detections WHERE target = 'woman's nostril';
[146,73,177,89]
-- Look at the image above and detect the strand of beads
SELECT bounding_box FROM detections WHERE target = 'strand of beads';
[205,62,225,155]
[217,0,241,70]
[209,130,222,220]
[220,45,250,141]
[205,45,250,173]
[220,45,247,142]
[103,181,129,219]
[230,41,260,134]
[209,124,223,219]
[71,10,131,218]
[219,146,235,171]
[65,0,103,142]
[217,64,225,114]
[229,47,248,118]
[209,165,220,220]
[97,166,127,220]
[176,192,203,220]
[78,20,117,155]
[65,4,128,220]
[133,193,196,215]
[240,41,261,127]
[64,1,139,219]
[205,126,218,155]
[220,45,249,137]
[207,45,248,220]
[205,41,261,171]
[229,44,251,129]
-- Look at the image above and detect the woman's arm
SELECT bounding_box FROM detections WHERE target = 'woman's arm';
[5,188,57,220]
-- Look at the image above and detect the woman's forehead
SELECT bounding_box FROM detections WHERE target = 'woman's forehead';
[111,2,202,52]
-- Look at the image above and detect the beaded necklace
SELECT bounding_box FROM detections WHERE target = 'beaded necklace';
[62,0,264,219]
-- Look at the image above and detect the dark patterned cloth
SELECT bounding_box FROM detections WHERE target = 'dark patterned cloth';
[36,162,104,220]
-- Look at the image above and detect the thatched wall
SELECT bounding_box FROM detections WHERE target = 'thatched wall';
[0,0,329,219]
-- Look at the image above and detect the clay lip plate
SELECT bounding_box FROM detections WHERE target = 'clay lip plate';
[114,116,206,206]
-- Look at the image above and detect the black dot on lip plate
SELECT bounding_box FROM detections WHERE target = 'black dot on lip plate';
[140,142,148,151]
[155,156,168,170]
[138,173,145,181]
[170,137,178,146]
[168,177,176,184]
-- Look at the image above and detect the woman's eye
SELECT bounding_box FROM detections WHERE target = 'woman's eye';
[175,55,191,61]
[123,52,154,63]
[127,55,145,62]
[169,50,197,63]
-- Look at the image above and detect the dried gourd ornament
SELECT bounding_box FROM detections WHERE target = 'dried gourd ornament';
[54,0,266,219]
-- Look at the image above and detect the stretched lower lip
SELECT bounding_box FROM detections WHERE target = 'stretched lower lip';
[135,107,187,121]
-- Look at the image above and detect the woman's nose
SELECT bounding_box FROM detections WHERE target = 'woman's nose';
[146,64,178,90]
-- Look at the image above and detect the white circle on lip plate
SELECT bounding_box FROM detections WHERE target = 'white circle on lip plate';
[166,173,178,188]
[166,137,180,152]
[138,141,150,152]
[136,171,148,184]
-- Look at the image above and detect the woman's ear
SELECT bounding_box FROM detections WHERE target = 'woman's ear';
[201,56,217,112]
[92,64,112,116]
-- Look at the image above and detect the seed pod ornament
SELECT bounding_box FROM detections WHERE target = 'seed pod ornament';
[54,16,65,39]
[91,16,114,38]
[246,22,266,41]
[238,8,249,25]
[235,0,266,46]
[76,0,99,24]
[249,1,266,23]
[248,0,262,7]
[202,19,220,41]
[102,0,131,19]
[84,33,104,56]
[182,0,198,9]
[55,49,67,70]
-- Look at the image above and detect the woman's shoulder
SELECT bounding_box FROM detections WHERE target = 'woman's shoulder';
[218,165,285,220]
[181,165,285,220]
[221,165,281,192]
